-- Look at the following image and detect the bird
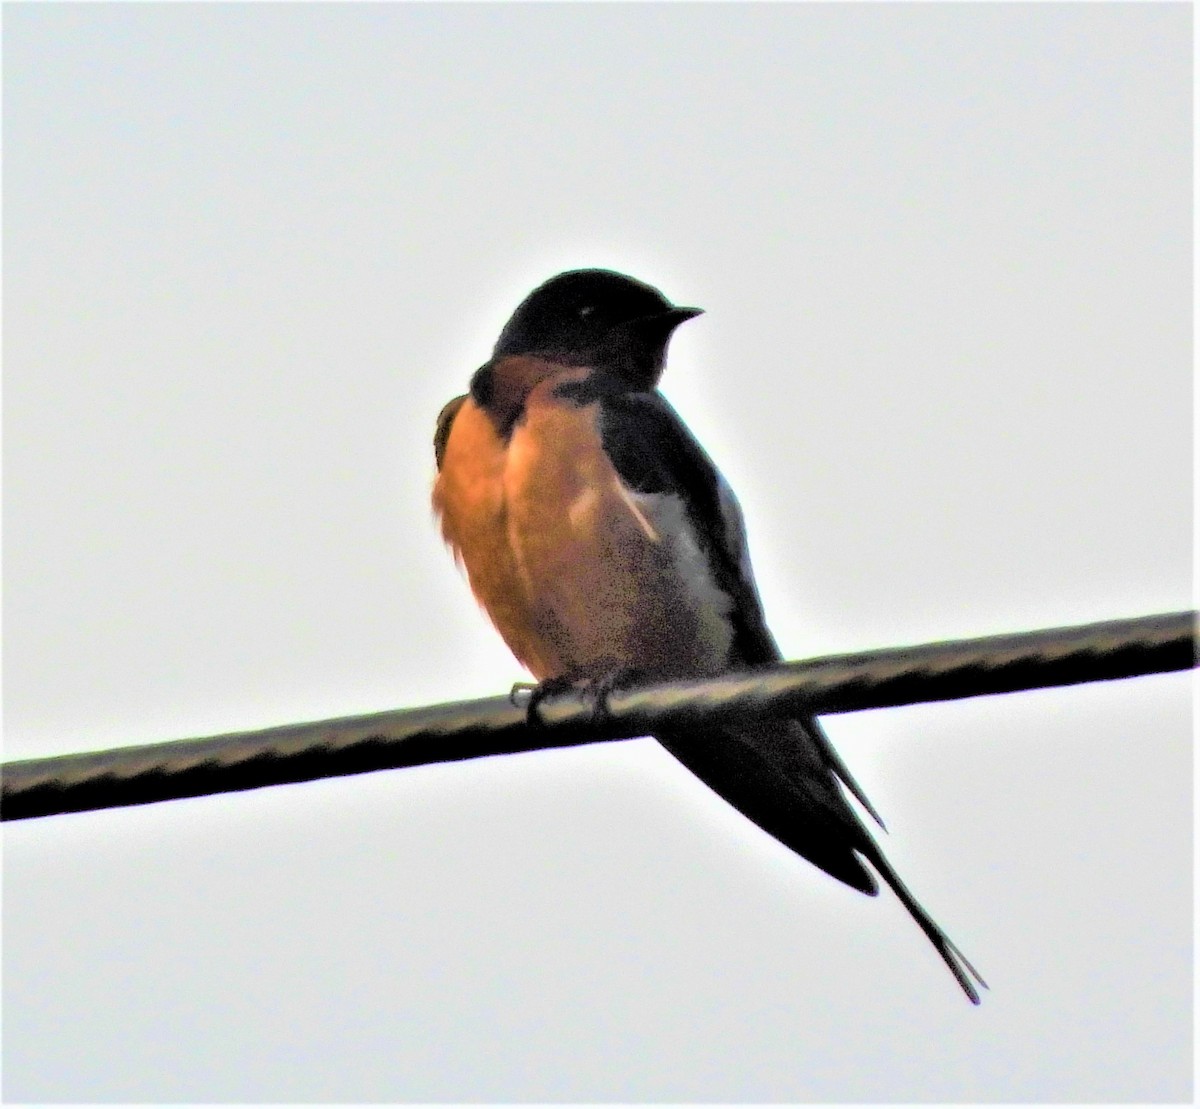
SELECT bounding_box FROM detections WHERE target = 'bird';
[431,267,986,1003]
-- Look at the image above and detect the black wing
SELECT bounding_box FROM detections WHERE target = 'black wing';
[596,390,886,829]
[594,390,779,667]
[594,391,986,1000]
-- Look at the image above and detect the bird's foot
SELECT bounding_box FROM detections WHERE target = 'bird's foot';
[510,668,648,726]
[509,674,581,723]
[580,667,648,721]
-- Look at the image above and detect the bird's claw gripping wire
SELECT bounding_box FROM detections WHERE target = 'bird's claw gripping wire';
[510,668,648,726]
[509,675,579,723]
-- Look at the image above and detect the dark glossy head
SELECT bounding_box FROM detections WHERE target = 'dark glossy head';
[492,269,702,389]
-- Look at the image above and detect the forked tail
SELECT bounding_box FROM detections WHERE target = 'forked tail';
[861,841,988,1004]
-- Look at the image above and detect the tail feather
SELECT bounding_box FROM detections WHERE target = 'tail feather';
[658,718,986,1004]
[656,727,879,895]
[860,839,988,1005]
[807,716,887,831]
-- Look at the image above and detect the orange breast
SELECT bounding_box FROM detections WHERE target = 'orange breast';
[433,371,733,682]
[432,395,561,678]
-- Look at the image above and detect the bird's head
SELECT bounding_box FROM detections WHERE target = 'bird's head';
[490,268,702,391]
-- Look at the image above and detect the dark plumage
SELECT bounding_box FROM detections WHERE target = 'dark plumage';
[433,268,986,1003]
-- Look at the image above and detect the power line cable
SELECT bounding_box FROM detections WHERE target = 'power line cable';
[2,610,1193,822]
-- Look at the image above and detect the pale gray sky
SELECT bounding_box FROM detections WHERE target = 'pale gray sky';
[3,2,1192,1102]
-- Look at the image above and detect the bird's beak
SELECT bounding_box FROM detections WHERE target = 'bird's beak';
[628,305,704,344]
[639,306,703,339]
[665,306,704,327]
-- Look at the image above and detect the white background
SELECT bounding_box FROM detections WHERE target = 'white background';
[4,4,1192,1101]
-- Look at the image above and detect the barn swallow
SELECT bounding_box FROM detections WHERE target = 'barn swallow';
[432,268,986,1003]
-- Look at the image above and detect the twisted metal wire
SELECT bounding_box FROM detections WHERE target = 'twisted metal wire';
[3,610,1194,822]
